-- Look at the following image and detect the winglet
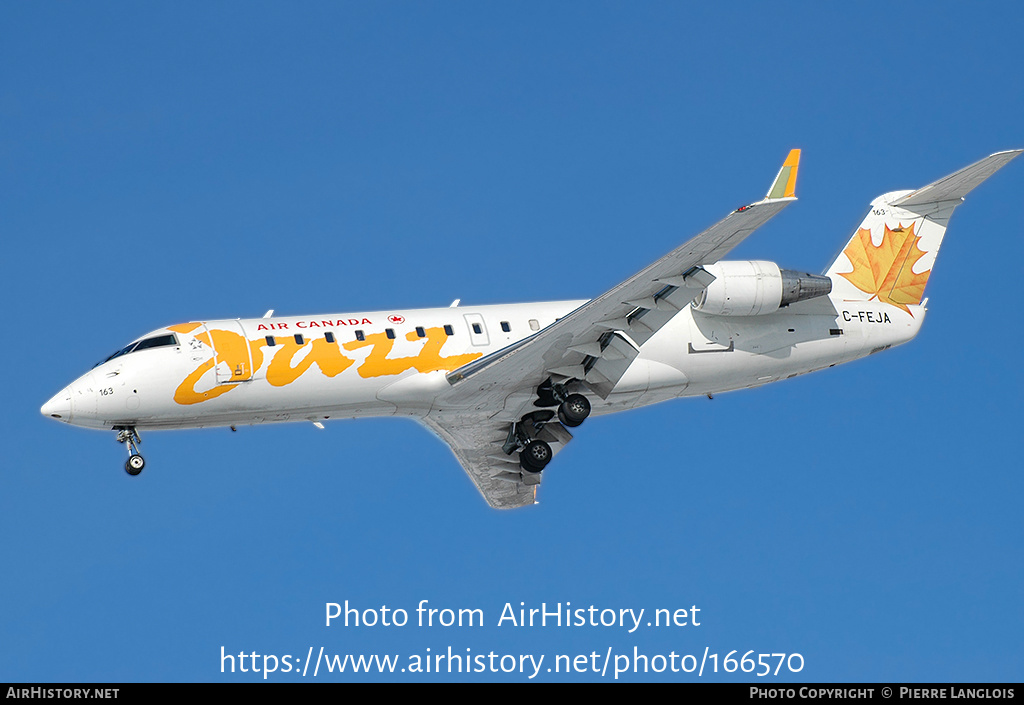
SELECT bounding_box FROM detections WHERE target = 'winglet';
[765,148,801,200]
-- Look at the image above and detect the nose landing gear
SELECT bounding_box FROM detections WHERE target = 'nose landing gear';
[116,427,145,475]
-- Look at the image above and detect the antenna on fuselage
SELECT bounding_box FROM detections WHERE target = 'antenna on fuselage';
[263,310,274,318]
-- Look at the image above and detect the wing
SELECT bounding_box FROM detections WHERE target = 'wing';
[418,414,542,509]
[427,150,802,508]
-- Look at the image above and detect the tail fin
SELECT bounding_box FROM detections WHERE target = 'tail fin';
[825,150,1021,312]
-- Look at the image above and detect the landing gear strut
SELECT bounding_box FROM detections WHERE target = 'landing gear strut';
[116,427,145,476]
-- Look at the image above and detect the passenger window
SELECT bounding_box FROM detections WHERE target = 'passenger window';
[500,321,511,333]
[529,319,540,331]
[472,323,482,335]
[415,326,425,338]
[294,334,304,345]
[325,332,336,343]
[355,330,365,342]
[444,324,454,336]
[266,336,276,347]
[386,328,396,339]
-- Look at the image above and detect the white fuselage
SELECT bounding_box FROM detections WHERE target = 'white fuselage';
[42,294,924,432]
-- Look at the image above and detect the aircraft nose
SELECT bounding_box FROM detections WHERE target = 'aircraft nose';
[41,386,73,422]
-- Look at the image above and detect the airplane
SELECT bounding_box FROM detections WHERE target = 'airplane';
[41,149,1020,509]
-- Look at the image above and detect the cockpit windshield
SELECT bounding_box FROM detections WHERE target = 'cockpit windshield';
[95,333,179,367]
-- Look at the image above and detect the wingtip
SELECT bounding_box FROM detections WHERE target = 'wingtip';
[766,148,801,200]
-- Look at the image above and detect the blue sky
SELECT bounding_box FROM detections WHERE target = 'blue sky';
[3,2,1022,682]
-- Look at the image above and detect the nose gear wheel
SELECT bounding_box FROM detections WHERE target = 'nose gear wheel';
[116,427,145,476]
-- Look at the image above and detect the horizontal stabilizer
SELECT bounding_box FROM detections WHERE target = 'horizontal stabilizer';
[892,150,1022,208]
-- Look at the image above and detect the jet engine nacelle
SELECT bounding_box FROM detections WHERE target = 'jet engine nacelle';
[692,260,832,317]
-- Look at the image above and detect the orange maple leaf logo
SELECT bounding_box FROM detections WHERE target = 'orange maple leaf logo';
[838,222,931,313]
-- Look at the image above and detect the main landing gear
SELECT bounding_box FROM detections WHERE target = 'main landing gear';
[116,426,145,476]
[520,438,553,474]
[557,393,591,428]
[536,379,592,427]
[505,380,594,480]
[504,415,557,476]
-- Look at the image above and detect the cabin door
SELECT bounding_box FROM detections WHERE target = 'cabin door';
[203,320,256,384]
